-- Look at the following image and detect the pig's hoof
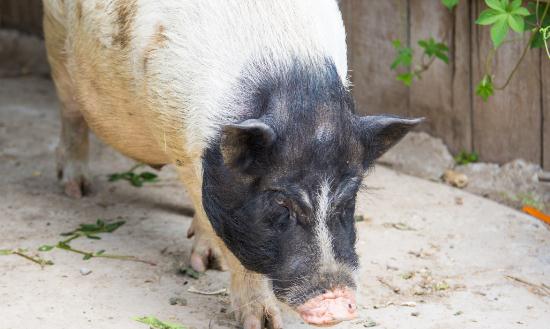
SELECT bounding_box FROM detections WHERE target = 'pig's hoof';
[187,226,227,272]
[63,179,91,199]
[240,305,284,329]
[57,166,91,199]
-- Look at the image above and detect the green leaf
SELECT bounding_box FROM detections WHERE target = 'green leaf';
[527,3,550,49]
[510,0,521,10]
[95,250,106,256]
[531,31,545,48]
[134,316,187,329]
[455,151,479,165]
[485,0,505,12]
[511,7,529,16]
[476,9,504,25]
[0,249,13,255]
[391,45,413,70]
[491,18,510,48]
[392,39,402,48]
[104,221,126,233]
[108,173,122,182]
[476,75,494,101]
[63,219,125,237]
[441,0,459,10]
[397,73,414,86]
[130,175,143,187]
[526,2,547,26]
[56,241,71,250]
[435,52,450,63]
[418,38,450,63]
[139,172,158,180]
[507,14,524,33]
[79,224,100,232]
[85,234,101,240]
[83,254,93,260]
[38,245,55,252]
[178,266,202,279]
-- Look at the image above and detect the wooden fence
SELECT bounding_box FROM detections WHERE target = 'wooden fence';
[0,0,42,36]
[341,0,549,170]
[1,0,548,169]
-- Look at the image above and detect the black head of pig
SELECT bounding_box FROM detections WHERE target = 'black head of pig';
[202,59,422,323]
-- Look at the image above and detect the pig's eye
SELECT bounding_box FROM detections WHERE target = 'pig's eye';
[274,195,297,220]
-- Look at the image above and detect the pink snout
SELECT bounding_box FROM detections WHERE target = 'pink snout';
[296,288,357,326]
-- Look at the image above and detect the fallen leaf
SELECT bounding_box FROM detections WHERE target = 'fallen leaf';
[134,316,186,329]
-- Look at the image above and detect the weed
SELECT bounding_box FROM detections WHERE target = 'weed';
[109,164,158,187]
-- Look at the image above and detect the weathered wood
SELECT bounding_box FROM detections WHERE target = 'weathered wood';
[543,53,550,170]
[471,0,542,165]
[345,0,410,117]
[409,0,472,154]
[0,0,43,36]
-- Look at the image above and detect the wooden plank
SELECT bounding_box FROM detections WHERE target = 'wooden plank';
[0,0,43,36]
[29,0,43,36]
[543,52,550,170]
[339,0,353,69]
[409,0,472,154]
[344,0,409,117]
[471,0,542,165]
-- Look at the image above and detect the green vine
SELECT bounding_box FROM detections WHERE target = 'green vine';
[390,0,550,101]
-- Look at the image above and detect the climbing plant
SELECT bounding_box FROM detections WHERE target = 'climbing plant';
[391,0,550,101]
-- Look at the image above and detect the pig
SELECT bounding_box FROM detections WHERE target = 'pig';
[43,0,421,327]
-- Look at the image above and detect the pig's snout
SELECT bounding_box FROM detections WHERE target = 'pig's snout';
[296,287,357,326]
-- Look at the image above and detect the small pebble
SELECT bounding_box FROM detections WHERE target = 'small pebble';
[411,312,420,317]
[169,297,188,306]
[80,268,92,276]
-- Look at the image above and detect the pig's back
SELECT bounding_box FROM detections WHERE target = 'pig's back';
[44,0,348,162]
[142,0,349,151]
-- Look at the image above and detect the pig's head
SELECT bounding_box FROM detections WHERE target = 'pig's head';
[202,61,422,326]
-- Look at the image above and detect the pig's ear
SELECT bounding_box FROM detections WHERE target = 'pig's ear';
[221,119,276,174]
[358,115,423,164]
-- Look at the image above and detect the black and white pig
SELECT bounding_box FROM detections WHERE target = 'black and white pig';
[43,0,421,327]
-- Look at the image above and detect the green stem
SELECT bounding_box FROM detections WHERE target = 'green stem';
[544,33,550,58]
[128,163,144,173]
[95,254,157,266]
[493,32,536,90]
[61,234,81,244]
[56,244,156,266]
[12,251,53,267]
[414,54,436,79]
[494,3,549,90]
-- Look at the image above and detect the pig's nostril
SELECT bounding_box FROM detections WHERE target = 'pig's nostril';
[348,304,352,309]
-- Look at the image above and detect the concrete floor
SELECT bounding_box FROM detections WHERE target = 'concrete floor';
[0,77,549,329]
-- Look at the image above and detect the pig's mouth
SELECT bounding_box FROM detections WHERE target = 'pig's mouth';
[295,287,357,326]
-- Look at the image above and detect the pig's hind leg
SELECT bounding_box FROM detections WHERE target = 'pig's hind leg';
[55,92,91,199]
[45,11,91,199]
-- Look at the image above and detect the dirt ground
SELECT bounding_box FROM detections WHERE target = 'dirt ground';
[1,76,549,329]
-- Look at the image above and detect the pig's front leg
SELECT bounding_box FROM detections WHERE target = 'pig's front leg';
[185,212,227,272]
[226,254,284,329]
[176,164,227,272]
